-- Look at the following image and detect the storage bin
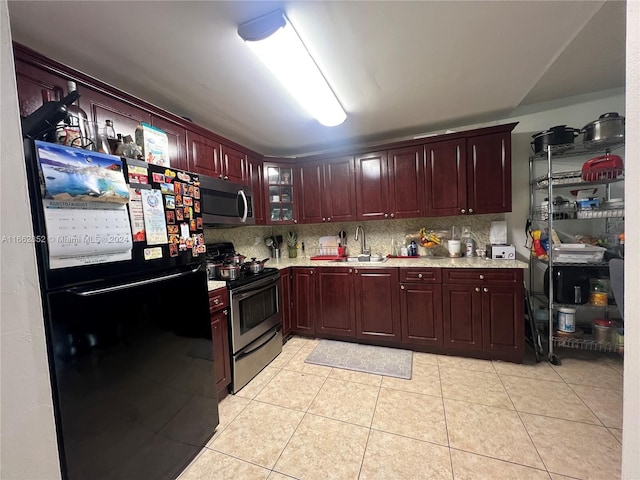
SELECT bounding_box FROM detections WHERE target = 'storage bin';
[552,244,606,263]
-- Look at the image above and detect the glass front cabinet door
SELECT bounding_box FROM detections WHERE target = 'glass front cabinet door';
[264,164,297,224]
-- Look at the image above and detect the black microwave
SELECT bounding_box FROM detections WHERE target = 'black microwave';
[200,175,255,226]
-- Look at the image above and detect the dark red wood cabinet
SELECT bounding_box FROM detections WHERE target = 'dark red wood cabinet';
[354,268,401,342]
[355,151,390,221]
[388,145,426,219]
[279,268,292,338]
[246,155,265,224]
[425,139,468,217]
[316,267,356,337]
[466,131,512,214]
[220,143,246,184]
[209,288,231,398]
[442,269,523,362]
[399,268,443,347]
[188,131,221,178]
[292,268,317,335]
[297,156,357,224]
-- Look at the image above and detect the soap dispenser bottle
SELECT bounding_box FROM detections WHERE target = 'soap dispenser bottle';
[461,226,476,257]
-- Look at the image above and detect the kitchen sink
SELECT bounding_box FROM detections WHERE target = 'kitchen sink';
[330,256,389,263]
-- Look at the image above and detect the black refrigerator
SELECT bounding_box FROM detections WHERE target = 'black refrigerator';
[23,139,219,480]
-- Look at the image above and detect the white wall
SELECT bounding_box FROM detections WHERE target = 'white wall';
[0,1,61,478]
[622,1,640,478]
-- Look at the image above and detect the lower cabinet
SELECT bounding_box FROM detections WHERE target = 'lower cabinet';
[288,266,524,363]
[355,268,401,342]
[209,288,231,398]
[279,268,292,338]
[292,268,317,335]
[442,268,524,362]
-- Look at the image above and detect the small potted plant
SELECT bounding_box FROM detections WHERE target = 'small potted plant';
[286,231,298,258]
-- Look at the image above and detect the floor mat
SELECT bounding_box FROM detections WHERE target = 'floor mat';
[304,339,412,379]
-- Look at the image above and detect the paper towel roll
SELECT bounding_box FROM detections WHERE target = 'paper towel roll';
[489,221,508,244]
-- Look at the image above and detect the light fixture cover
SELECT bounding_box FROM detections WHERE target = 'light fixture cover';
[238,10,346,127]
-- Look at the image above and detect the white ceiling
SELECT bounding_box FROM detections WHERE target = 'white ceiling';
[8,1,626,157]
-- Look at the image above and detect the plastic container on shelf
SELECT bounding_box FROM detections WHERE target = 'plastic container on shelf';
[556,307,576,333]
[552,244,606,263]
[592,319,614,343]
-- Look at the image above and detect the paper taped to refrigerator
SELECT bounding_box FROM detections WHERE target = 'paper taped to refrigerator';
[141,189,168,245]
[43,200,133,269]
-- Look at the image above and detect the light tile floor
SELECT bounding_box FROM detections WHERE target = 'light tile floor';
[179,337,623,480]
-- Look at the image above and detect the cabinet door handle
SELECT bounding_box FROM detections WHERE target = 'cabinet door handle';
[223,309,228,316]
[310,270,314,274]
[461,209,466,214]
[293,219,298,224]
[349,269,353,274]
[322,217,326,222]
[401,285,405,290]
[390,213,395,218]
[218,174,223,179]
[327,217,331,222]
[213,298,220,305]
[483,287,489,293]
[223,175,229,180]
[479,274,484,280]
[475,287,480,292]
[468,208,474,213]
[354,269,358,274]
[418,273,423,279]
[384,213,389,218]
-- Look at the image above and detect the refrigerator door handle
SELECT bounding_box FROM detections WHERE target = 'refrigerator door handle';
[67,265,202,296]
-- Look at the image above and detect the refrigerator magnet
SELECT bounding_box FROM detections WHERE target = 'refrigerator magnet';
[143,247,163,261]
[185,207,193,220]
[167,224,179,234]
[168,234,179,244]
[197,233,204,245]
[194,187,200,199]
[180,222,189,239]
[166,210,175,224]
[178,238,187,251]
[196,217,203,230]
[165,195,175,209]
[183,196,193,207]
[169,243,178,257]
[174,182,182,195]
[194,201,200,213]
[175,194,183,206]
[187,185,195,197]
[175,208,184,221]
[164,169,176,179]
[177,172,190,182]
[189,219,196,231]
[160,182,174,194]
[152,172,165,183]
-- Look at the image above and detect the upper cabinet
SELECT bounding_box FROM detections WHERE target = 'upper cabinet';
[188,131,221,178]
[297,156,357,224]
[355,151,390,221]
[388,145,426,219]
[466,131,512,214]
[425,129,513,216]
[219,143,246,184]
[264,163,298,224]
[246,155,265,225]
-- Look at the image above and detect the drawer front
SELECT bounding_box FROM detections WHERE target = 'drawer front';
[399,268,442,283]
[443,268,522,285]
[209,288,229,311]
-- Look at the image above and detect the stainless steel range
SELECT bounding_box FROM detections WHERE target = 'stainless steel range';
[206,243,282,393]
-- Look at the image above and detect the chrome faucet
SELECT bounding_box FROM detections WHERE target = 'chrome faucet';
[354,225,368,255]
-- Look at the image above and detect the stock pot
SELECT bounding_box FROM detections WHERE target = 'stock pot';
[582,113,625,146]
[244,258,270,274]
[219,263,241,280]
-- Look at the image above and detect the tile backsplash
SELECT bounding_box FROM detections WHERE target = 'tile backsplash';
[204,214,505,259]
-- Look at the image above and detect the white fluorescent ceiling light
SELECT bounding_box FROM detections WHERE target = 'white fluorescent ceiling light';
[238,10,346,127]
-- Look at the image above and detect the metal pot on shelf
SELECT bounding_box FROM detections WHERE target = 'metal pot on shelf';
[531,125,581,154]
[581,113,625,146]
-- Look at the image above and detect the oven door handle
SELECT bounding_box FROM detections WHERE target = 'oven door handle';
[237,328,280,359]
[67,265,202,296]
[238,189,248,223]
[232,277,278,301]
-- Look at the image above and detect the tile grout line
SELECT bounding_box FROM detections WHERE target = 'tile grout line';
[356,377,382,479]
[436,361,456,480]
[495,367,551,475]
[267,364,331,477]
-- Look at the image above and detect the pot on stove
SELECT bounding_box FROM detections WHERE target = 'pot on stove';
[244,258,270,274]
[219,263,241,280]
[227,252,246,265]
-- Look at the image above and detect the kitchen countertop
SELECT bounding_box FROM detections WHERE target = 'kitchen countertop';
[207,257,527,291]
[265,256,528,269]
